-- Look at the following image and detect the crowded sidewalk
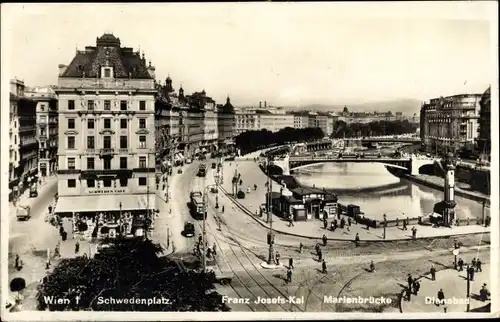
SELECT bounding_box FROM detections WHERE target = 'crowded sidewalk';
[219,159,490,242]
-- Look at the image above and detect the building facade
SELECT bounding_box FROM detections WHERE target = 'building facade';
[25,86,59,177]
[477,86,491,155]
[53,34,156,228]
[420,93,482,154]
[9,78,38,201]
[292,112,309,129]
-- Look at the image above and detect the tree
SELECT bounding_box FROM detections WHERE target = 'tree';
[36,238,230,311]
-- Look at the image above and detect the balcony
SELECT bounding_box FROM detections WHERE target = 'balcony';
[19,126,35,133]
[99,128,115,135]
[39,134,47,140]
[99,148,115,156]
[118,148,129,154]
[21,138,38,147]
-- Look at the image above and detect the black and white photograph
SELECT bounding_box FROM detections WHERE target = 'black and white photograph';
[1,2,498,320]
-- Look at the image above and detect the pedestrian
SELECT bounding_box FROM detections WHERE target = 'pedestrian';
[54,244,60,258]
[323,219,328,229]
[299,242,303,254]
[330,221,335,231]
[476,259,482,272]
[430,265,436,281]
[468,265,475,281]
[48,204,53,214]
[458,258,464,271]
[222,205,225,213]
[347,217,351,226]
[213,243,217,256]
[402,220,407,230]
[480,283,490,301]
[318,249,323,262]
[340,218,345,229]
[15,254,20,269]
[471,258,477,269]
[315,243,320,254]
[288,217,294,227]
[437,289,445,306]
[286,269,292,283]
[289,257,294,269]
[366,222,370,230]
[414,280,420,295]
[355,233,360,247]
[198,235,202,245]
[207,247,212,258]
[75,241,80,254]
[407,274,413,293]
[322,259,327,274]
[322,234,327,246]
[275,251,280,266]
[412,226,417,240]
[369,260,375,272]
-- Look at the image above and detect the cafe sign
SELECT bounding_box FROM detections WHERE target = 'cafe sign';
[87,189,127,194]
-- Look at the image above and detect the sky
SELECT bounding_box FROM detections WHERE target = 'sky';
[2,2,497,107]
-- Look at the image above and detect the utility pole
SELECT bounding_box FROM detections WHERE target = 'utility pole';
[466,264,470,312]
[266,156,275,265]
[202,187,207,272]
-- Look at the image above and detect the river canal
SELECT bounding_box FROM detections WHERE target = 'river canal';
[293,162,489,221]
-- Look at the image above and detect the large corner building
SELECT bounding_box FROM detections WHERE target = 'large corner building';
[54,34,156,235]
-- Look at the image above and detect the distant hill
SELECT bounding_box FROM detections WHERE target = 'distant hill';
[285,99,422,115]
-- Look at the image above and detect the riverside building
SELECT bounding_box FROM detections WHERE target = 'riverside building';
[54,34,156,238]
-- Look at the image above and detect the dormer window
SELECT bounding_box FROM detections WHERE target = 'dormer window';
[101,66,113,79]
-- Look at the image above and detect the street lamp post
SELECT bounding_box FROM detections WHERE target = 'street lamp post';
[119,202,123,237]
[466,264,470,312]
[383,213,387,240]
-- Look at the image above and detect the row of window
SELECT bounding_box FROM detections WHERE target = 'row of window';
[66,177,149,188]
[67,156,150,170]
[67,135,147,149]
[68,118,148,129]
[68,100,147,111]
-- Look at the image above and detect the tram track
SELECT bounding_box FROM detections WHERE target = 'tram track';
[204,199,290,312]
[193,215,264,312]
[189,169,263,312]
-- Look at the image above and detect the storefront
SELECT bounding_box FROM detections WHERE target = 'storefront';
[54,193,157,240]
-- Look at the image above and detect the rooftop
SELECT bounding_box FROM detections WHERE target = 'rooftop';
[61,33,152,79]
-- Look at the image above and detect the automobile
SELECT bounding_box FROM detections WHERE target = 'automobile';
[183,222,195,237]
[211,162,217,169]
[177,168,183,174]
[29,184,38,198]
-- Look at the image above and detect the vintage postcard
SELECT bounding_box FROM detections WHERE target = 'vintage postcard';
[1,1,498,320]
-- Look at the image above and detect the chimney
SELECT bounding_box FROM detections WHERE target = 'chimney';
[259,101,262,108]
[58,64,68,76]
[264,101,267,108]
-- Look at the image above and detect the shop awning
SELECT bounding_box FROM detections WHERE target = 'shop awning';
[54,194,156,213]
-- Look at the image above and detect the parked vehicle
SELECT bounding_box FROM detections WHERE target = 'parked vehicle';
[183,221,195,237]
[29,184,38,198]
[206,264,233,285]
[16,205,31,221]
[211,162,217,169]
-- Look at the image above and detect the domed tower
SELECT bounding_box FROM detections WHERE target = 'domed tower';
[179,85,185,100]
[165,75,174,93]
